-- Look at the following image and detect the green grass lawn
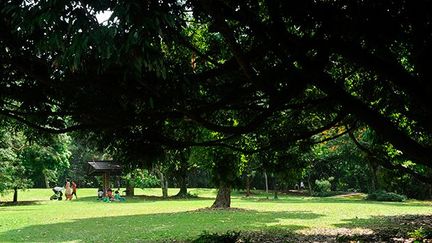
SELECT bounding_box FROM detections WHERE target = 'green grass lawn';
[0,188,431,242]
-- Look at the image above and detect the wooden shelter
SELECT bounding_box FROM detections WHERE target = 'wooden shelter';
[87,160,122,195]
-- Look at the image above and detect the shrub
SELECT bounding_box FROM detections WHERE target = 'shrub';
[408,227,432,240]
[315,179,331,193]
[366,190,407,202]
[123,169,159,189]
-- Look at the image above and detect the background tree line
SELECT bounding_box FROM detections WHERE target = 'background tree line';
[2,116,431,204]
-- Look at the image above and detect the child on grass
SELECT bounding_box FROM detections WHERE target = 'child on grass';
[97,188,104,200]
[114,190,126,202]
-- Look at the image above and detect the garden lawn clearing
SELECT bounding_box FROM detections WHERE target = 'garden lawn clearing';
[0,188,431,242]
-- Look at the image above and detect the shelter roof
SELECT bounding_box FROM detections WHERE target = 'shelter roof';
[87,160,122,175]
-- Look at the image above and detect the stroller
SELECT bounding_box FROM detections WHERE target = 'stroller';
[50,186,64,200]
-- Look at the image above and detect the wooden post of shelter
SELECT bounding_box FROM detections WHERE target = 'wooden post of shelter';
[103,172,110,196]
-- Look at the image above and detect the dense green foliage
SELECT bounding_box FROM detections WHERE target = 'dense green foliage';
[0,120,71,197]
[314,178,332,193]
[0,123,30,195]
[126,169,160,189]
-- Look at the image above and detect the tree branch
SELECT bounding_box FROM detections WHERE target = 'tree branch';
[348,130,432,185]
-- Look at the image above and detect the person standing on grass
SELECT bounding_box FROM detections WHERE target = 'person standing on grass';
[72,181,78,199]
[65,181,73,200]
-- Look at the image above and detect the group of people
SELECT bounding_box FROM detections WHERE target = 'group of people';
[97,188,126,202]
[65,180,78,200]
[51,181,126,202]
[51,180,77,201]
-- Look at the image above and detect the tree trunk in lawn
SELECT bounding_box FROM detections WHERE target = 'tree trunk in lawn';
[211,183,231,208]
[264,170,269,199]
[245,174,251,197]
[13,187,18,204]
[126,178,135,197]
[156,169,168,198]
[176,174,187,197]
[175,153,188,197]
[163,179,168,198]
[273,177,278,199]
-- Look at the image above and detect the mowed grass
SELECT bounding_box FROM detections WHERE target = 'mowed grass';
[0,188,431,242]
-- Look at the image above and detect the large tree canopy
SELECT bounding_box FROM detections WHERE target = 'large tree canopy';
[1,0,432,182]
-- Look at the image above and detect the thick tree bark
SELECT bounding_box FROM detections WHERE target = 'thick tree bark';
[211,183,231,208]
[13,187,18,204]
[176,176,187,197]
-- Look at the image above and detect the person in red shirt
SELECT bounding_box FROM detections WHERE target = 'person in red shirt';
[72,181,78,199]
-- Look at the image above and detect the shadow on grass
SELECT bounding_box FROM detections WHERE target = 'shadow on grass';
[238,196,432,207]
[331,214,432,242]
[192,214,432,242]
[0,210,322,242]
[0,200,44,207]
[74,195,215,204]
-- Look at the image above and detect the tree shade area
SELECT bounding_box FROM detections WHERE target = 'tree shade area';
[0,189,432,242]
[1,1,432,241]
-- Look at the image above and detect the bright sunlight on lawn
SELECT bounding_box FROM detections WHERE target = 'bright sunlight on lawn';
[0,188,431,242]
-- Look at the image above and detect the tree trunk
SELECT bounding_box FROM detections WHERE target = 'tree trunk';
[175,153,189,197]
[245,174,251,197]
[307,171,313,195]
[370,166,376,192]
[264,170,269,199]
[163,179,168,198]
[13,187,18,204]
[211,184,231,208]
[273,177,278,199]
[176,177,187,197]
[367,158,379,192]
[156,168,168,198]
[42,168,50,188]
[44,174,50,188]
[126,178,135,197]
